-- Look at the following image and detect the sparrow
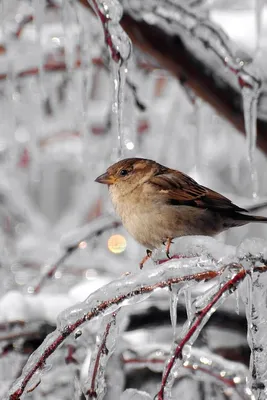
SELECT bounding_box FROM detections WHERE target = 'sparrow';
[95,158,267,268]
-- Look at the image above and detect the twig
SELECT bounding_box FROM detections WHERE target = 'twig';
[65,345,78,365]
[89,0,121,63]
[123,357,239,394]
[7,265,222,400]
[77,0,267,155]
[32,216,121,293]
[157,268,247,400]
[86,312,117,398]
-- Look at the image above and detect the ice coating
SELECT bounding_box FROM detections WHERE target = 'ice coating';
[62,0,78,74]
[83,312,119,399]
[5,235,267,399]
[58,256,216,330]
[88,0,132,159]
[31,0,46,184]
[122,0,262,194]
[183,348,252,399]
[123,0,256,74]
[169,285,180,338]
[60,214,120,249]
[120,389,152,400]
[255,0,265,54]
[154,235,236,265]
[241,83,261,198]
[123,344,252,398]
[6,255,220,399]
[159,265,245,399]
[30,215,120,293]
[2,1,267,398]
[243,270,267,400]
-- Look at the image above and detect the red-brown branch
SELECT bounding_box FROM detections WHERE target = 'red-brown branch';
[157,268,247,400]
[8,266,221,399]
[86,312,117,398]
[90,0,121,63]
[123,356,239,391]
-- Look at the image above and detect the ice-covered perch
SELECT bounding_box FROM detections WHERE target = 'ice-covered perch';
[78,0,267,156]
[5,236,267,399]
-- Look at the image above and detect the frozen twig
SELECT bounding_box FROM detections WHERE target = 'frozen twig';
[122,348,251,399]
[157,267,247,400]
[6,260,222,400]
[89,0,124,64]
[8,259,267,400]
[78,0,267,155]
[32,215,120,293]
[86,312,118,399]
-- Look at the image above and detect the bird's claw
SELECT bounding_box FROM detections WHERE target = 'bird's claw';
[166,250,171,259]
[139,249,152,269]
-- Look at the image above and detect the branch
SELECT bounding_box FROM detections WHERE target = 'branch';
[31,215,121,293]
[122,348,251,400]
[77,0,267,155]
[86,312,118,399]
[6,260,221,400]
[8,258,267,400]
[157,267,247,399]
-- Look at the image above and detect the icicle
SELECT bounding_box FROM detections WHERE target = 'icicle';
[62,0,77,75]
[169,284,180,338]
[161,265,244,398]
[242,269,267,400]
[88,0,132,159]
[191,98,203,181]
[234,288,240,315]
[32,0,46,98]
[183,284,194,321]
[111,60,129,159]
[240,77,261,199]
[30,0,46,185]
[255,0,265,55]
[74,1,94,171]
[5,56,17,172]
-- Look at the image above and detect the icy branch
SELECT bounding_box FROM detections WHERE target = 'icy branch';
[6,257,223,400]
[243,268,267,400]
[31,215,120,293]
[85,311,119,399]
[6,251,267,400]
[157,266,247,399]
[122,347,252,399]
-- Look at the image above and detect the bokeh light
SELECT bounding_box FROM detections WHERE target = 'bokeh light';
[108,234,127,254]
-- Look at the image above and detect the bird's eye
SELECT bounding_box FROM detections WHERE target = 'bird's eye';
[119,169,128,177]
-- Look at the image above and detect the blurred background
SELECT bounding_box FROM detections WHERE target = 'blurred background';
[1,0,267,399]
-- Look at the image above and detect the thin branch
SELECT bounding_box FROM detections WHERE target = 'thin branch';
[122,356,244,397]
[9,261,267,399]
[89,0,121,63]
[157,268,247,400]
[77,0,267,155]
[86,312,117,399]
[32,216,121,293]
[7,265,222,400]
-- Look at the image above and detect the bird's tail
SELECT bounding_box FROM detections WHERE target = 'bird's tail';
[235,213,267,224]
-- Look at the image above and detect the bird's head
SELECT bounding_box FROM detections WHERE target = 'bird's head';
[95,158,160,195]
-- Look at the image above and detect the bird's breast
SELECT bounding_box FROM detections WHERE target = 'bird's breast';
[109,186,179,249]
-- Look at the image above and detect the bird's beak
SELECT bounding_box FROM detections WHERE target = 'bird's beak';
[95,172,116,185]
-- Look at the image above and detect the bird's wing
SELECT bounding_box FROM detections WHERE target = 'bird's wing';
[150,170,247,213]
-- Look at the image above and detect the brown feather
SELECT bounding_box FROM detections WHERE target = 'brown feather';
[150,168,247,213]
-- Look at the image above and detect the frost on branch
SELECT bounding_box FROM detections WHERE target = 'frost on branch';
[4,236,267,400]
